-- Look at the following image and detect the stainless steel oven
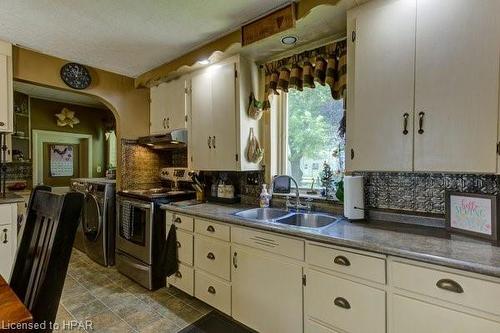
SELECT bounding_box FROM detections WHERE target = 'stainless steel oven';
[116,196,153,265]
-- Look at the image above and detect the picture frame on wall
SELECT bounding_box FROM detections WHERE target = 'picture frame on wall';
[445,191,499,244]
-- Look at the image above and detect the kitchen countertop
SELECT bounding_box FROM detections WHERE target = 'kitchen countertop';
[162,203,500,279]
[0,193,26,204]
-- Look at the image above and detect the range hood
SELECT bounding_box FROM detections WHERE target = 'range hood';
[138,129,188,150]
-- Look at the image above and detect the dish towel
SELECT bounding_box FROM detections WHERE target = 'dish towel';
[163,223,179,277]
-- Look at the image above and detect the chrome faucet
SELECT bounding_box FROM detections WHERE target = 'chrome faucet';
[271,175,313,212]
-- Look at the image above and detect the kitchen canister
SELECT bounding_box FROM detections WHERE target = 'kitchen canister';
[343,175,365,221]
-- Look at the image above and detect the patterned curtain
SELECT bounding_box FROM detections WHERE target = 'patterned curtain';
[262,40,347,136]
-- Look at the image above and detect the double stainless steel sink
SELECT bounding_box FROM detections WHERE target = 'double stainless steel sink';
[234,208,337,229]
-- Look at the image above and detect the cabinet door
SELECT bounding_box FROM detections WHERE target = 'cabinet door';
[231,245,303,333]
[348,0,416,171]
[0,54,10,132]
[211,62,237,170]
[392,295,500,333]
[0,224,14,280]
[165,78,187,130]
[150,83,168,135]
[190,70,213,170]
[414,0,500,172]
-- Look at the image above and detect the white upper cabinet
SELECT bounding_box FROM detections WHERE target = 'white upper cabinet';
[190,55,261,171]
[347,0,416,172]
[347,0,500,173]
[149,77,187,135]
[413,0,500,173]
[0,40,13,133]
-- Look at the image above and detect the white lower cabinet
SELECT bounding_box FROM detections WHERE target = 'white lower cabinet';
[305,319,341,333]
[164,210,500,333]
[231,244,303,333]
[194,270,231,315]
[305,268,386,333]
[391,295,500,333]
[166,262,194,296]
[0,203,17,280]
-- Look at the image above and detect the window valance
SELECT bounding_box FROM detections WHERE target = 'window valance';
[262,39,347,112]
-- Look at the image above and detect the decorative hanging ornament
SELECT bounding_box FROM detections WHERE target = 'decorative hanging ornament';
[55,107,80,128]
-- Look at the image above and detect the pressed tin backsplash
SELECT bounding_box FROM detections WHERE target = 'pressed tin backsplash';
[359,172,500,215]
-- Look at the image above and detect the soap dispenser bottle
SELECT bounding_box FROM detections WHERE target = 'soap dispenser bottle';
[259,184,271,208]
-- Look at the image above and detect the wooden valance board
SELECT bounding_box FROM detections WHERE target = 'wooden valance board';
[242,3,296,46]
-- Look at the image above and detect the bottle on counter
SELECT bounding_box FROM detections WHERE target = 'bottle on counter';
[259,184,271,208]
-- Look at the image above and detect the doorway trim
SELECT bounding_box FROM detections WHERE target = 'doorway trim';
[32,130,93,189]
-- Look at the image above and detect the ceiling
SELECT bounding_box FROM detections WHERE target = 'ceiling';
[14,81,107,109]
[0,0,289,77]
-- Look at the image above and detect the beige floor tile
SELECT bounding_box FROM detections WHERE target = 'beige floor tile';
[139,317,180,333]
[61,291,98,312]
[71,299,108,322]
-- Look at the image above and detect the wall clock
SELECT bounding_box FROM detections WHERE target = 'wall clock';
[60,63,92,89]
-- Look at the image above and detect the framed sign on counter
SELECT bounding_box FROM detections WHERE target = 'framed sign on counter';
[445,191,499,244]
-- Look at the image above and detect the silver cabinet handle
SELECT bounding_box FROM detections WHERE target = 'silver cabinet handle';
[233,252,238,268]
[175,271,182,278]
[0,122,4,127]
[334,297,351,309]
[436,279,463,294]
[207,252,215,260]
[403,113,409,135]
[208,286,216,294]
[176,241,181,248]
[166,117,170,128]
[2,228,7,244]
[163,118,167,129]
[418,112,425,134]
[208,136,212,149]
[207,225,215,233]
[334,255,351,266]
[212,136,216,149]
[174,217,181,224]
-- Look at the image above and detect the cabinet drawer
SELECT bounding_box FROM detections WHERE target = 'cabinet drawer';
[173,214,194,232]
[195,235,230,280]
[392,260,500,317]
[165,210,174,224]
[0,204,13,225]
[176,230,193,265]
[305,269,385,333]
[305,319,341,333]
[167,263,194,296]
[392,294,500,333]
[231,227,304,261]
[0,224,14,279]
[195,270,231,315]
[306,243,386,284]
[195,219,230,241]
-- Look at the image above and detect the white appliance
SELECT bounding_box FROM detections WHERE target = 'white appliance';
[343,175,365,221]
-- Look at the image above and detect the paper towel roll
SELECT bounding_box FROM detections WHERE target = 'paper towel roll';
[344,176,365,220]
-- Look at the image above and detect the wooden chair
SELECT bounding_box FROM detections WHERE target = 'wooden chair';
[10,186,84,331]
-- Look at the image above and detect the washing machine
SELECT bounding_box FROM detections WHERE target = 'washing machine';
[71,178,116,266]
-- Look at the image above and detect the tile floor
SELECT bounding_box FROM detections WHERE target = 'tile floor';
[56,249,213,332]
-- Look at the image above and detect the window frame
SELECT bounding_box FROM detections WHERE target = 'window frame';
[276,88,344,196]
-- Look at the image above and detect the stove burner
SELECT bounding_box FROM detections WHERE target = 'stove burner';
[120,187,195,200]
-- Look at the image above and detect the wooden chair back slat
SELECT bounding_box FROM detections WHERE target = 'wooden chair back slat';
[10,186,84,332]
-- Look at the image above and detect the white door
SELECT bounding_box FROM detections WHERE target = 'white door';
[0,223,14,279]
[211,62,237,170]
[391,295,500,333]
[0,54,9,132]
[190,69,213,170]
[150,83,168,135]
[413,0,500,173]
[348,0,415,171]
[165,78,188,130]
[231,245,303,333]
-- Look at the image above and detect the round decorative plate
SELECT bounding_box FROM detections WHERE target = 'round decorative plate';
[60,63,92,89]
